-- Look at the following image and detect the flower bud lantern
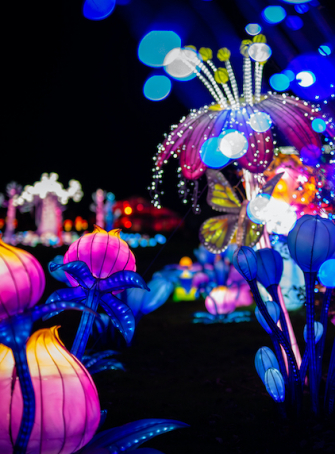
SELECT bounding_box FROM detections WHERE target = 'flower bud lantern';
[0,238,45,321]
[0,326,100,454]
[64,225,136,286]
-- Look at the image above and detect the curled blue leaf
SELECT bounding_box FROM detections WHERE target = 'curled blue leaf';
[49,261,96,289]
[79,419,189,453]
[100,293,136,345]
[98,270,149,293]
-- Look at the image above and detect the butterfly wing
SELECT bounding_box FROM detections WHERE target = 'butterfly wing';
[199,214,239,254]
[243,218,264,248]
[206,169,241,213]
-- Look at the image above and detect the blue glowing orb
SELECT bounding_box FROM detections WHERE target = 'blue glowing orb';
[138,31,181,67]
[318,259,335,288]
[285,15,303,30]
[295,4,309,13]
[245,23,262,35]
[83,0,116,20]
[296,70,316,87]
[248,43,272,62]
[312,118,326,133]
[143,76,171,101]
[281,69,295,82]
[249,112,272,132]
[269,73,290,91]
[287,53,335,100]
[262,6,286,24]
[300,144,321,166]
[199,137,230,169]
[319,45,332,56]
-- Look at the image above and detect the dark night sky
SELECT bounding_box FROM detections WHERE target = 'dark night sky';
[3,0,335,220]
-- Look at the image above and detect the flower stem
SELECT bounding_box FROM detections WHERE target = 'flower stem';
[317,287,333,384]
[71,285,99,361]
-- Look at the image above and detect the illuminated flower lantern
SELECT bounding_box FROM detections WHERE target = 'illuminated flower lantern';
[3,182,22,244]
[48,226,149,361]
[13,173,83,242]
[205,284,251,315]
[0,326,100,454]
[0,238,45,321]
[151,35,335,210]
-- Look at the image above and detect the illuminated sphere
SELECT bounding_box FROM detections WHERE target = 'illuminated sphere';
[0,327,100,453]
[199,137,230,169]
[248,43,272,62]
[0,238,45,321]
[318,259,335,288]
[82,0,116,20]
[138,31,181,67]
[64,225,136,285]
[311,118,326,133]
[219,129,248,159]
[179,256,193,267]
[164,47,199,80]
[249,112,272,133]
[262,6,286,24]
[247,194,271,224]
[245,23,262,35]
[143,75,171,101]
[269,73,290,91]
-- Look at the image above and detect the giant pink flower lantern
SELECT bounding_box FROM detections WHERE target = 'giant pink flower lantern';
[0,326,100,454]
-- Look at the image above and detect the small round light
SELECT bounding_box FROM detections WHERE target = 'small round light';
[248,43,272,62]
[199,137,230,169]
[285,15,303,30]
[143,75,171,101]
[296,70,316,87]
[245,23,262,35]
[249,112,272,132]
[318,45,332,56]
[281,69,295,82]
[219,129,248,159]
[269,73,290,91]
[262,6,286,24]
[295,4,309,13]
[311,118,326,133]
[318,259,335,288]
[164,47,200,80]
[138,31,181,67]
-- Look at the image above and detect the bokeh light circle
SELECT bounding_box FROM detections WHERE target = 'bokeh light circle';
[143,76,172,101]
[285,15,303,30]
[296,70,316,87]
[245,23,262,35]
[249,112,272,132]
[247,194,271,225]
[248,43,272,62]
[219,130,248,159]
[269,73,290,91]
[164,47,200,80]
[138,31,181,67]
[262,6,286,24]
[318,259,335,288]
[311,118,326,133]
[287,53,335,100]
[83,0,116,20]
[295,4,309,13]
[199,137,230,169]
[281,69,295,81]
[300,144,321,166]
[318,45,332,56]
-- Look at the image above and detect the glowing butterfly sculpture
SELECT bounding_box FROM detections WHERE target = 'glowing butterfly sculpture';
[199,169,283,253]
[47,226,149,361]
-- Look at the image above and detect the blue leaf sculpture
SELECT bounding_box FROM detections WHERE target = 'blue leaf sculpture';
[79,419,189,453]
[100,293,136,345]
[255,347,280,384]
[264,368,285,402]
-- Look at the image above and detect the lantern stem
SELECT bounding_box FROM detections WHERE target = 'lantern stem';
[303,271,319,415]
[325,337,335,414]
[12,347,35,454]
[317,287,333,385]
[248,279,301,412]
[71,286,99,361]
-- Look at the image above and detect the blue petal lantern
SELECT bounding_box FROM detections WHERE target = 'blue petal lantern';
[256,248,283,288]
[264,368,285,402]
[255,347,280,383]
[232,246,258,282]
[255,301,281,334]
[287,215,335,273]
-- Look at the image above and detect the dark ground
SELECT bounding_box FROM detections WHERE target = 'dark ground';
[26,237,335,454]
